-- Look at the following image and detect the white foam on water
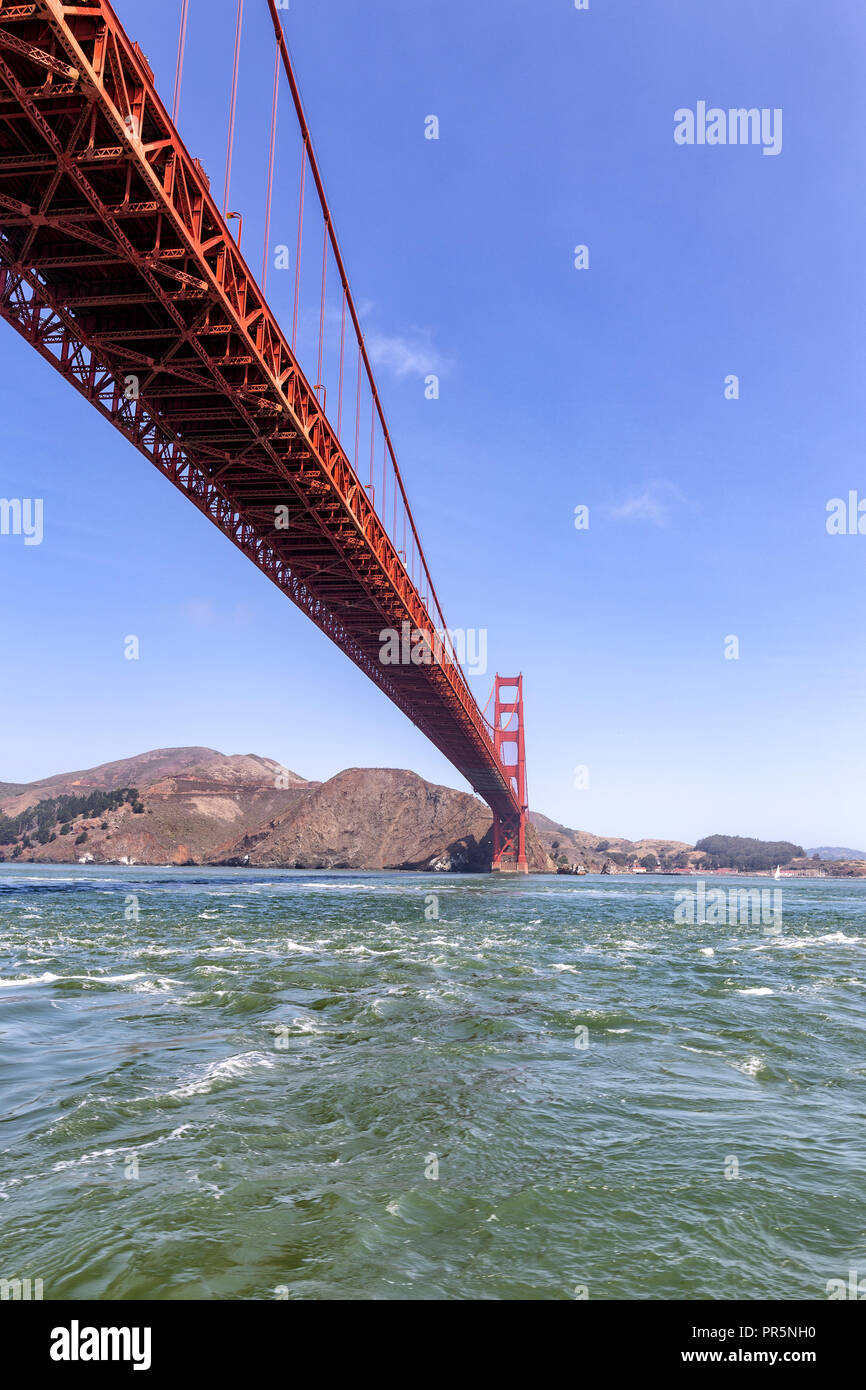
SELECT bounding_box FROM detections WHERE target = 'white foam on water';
[0,969,176,991]
[0,971,59,988]
[341,944,400,956]
[736,987,774,996]
[81,972,147,984]
[166,1050,277,1099]
[278,1015,326,1036]
[734,1055,767,1077]
[0,875,80,885]
[304,882,375,893]
[52,1123,192,1172]
[203,944,255,955]
[752,931,863,951]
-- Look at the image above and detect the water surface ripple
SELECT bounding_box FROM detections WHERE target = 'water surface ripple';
[1,866,864,1300]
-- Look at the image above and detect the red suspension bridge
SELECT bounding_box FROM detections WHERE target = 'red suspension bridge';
[0,0,529,871]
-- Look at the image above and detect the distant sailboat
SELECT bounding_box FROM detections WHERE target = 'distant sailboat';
[774,865,781,880]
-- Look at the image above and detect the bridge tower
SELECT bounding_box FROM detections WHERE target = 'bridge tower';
[491,674,529,874]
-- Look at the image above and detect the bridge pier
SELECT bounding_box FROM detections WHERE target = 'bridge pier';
[490,675,529,874]
[492,808,529,874]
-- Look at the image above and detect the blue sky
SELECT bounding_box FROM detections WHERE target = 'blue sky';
[1,0,864,848]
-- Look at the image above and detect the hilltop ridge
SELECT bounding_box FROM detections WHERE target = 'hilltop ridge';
[1,749,862,875]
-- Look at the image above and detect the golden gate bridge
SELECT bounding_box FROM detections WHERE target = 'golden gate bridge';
[0,0,528,870]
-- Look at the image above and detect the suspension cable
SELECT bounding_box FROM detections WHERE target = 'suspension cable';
[261,42,280,291]
[171,0,190,126]
[223,0,244,214]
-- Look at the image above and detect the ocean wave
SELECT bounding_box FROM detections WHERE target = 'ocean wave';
[750,931,863,952]
[304,882,377,892]
[274,1016,327,1036]
[0,971,60,988]
[165,1050,277,1099]
[0,970,153,989]
[52,1124,192,1172]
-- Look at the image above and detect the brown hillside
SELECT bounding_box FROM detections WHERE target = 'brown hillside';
[210,767,550,873]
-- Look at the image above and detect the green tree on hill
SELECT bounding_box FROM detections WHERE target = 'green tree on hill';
[695,835,804,872]
[0,788,139,846]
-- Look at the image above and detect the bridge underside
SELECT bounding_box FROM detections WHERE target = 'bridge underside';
[0,0,527,868]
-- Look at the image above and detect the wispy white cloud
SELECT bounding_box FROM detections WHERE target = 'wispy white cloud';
[367,327,448,380]
[607,481,686,526]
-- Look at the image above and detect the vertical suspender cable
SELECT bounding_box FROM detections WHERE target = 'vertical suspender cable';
[223,0,244,214]
[392,458,398,542]
[292,150,305,351]
[316,223,327,395]
[337,292,346,438]
[354,346,362,468]
[171,0,190,126]
[261,43,280,291]
[265,0,454,641]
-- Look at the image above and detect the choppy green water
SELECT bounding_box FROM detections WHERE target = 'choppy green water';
[1,865,864,1300]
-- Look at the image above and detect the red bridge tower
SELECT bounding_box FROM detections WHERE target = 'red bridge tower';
[491,675,529,874]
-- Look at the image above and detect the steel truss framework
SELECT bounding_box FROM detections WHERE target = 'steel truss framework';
[0,0,528,869]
